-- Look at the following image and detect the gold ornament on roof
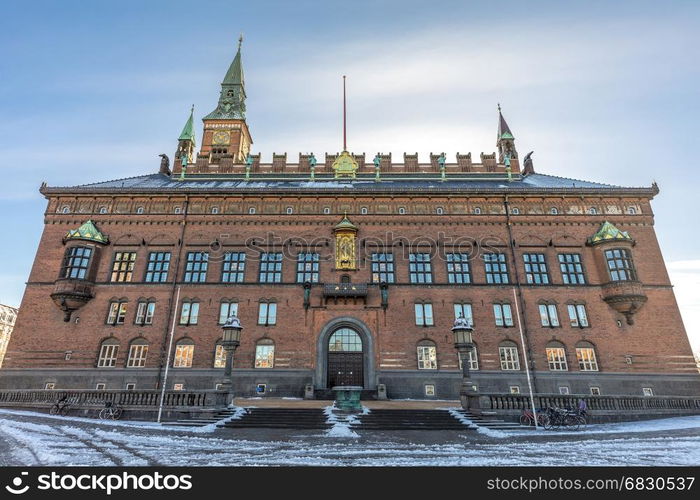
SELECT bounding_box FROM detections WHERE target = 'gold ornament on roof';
[332,151,358,178]
[334,212,358,270]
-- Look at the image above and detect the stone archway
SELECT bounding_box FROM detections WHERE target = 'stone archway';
[315,317,376,390]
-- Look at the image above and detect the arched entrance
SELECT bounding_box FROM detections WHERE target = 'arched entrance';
[315,317,376,390]
[327,327,363,387]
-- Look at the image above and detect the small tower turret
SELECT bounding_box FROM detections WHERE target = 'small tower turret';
[497,104,518,164]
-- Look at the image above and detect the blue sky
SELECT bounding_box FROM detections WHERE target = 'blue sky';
[0,0,698,350]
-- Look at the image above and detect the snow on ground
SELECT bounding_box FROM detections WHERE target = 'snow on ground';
[447,409,508,439]
[1,409,700,466]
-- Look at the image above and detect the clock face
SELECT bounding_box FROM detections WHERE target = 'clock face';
[212,131,230,145]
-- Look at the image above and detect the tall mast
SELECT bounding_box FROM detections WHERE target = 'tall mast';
[343,75,347,151]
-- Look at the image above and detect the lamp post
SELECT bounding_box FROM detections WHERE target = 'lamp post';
[218,313,243,407]
[452,314,480,412]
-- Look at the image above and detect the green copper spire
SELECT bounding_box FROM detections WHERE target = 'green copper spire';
[204,35,246,120]
[587,221,633,246]
[178,105,196,145]
[497,103,514,140]
[64,220,109,244]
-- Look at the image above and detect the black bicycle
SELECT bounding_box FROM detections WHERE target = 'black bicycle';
[49,396,71,416]
[99,401,123,420]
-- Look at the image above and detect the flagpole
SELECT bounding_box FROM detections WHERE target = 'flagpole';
[343,75,347,151]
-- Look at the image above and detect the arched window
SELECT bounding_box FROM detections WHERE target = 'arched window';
[436,207,444,215]
[545,341,568,371]
[173,338,194,368]
[511,207,520,215]
[211,207,219,214]
[588,207,597,215]
[126,338,148,368]
[328,328,362,352]
[458,343,478,371]
[136,207,144,214]
[360,207,368,215]
[417,339,437,370]
[627,207,637,215]
[174,207,182,214]
[61,206,70,214]
[398,207,406,215]
[473,207,482,214]
[248,207,256,214]
[576,341,599,371]
[498,341,520,370]
[99,207,108,214]
[97,338,119,368]
[550,207,559,215]
[323,207,331,215]
[255,339,275,368]
[286,207,293,214]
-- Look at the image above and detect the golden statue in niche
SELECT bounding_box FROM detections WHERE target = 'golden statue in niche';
[334,213,358,270]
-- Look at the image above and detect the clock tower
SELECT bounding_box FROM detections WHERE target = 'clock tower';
[199,35,253,164]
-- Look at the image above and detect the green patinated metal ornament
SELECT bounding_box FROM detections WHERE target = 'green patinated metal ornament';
[588,221,633,245]
[64,220,109,244]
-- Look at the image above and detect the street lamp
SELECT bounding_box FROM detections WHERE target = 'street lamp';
[218,313,243,407]
[452,314,480,412]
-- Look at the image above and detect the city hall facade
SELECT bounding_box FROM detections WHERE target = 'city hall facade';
[2,41,699,399]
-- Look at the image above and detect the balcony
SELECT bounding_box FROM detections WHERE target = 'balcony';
[50,278,95,322]
[601,280,647,325]
[323,283,368,298]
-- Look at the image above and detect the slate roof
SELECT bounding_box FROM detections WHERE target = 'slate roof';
[41,172,657,196]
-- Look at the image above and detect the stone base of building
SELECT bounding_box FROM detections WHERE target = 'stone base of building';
[1,368,699,399]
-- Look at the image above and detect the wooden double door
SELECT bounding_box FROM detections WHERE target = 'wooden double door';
[328,352,363,387]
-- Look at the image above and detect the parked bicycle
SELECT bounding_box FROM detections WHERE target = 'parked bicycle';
[543,406,586,431]
[519,408,548,427]
[49,395,71,416]
[98,401,123,420]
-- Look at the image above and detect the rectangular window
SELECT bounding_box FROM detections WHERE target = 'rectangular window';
[107,301,128,325]
[45,383,55,390]
[493,303,514,327]
[173,345,194,368]
[97,344,119,367]
[523,253,550,284]
[590,387,601,396]
[499,346,520,370]
[218,302,239,325]
[135,301,155,325]
[458,348,479,371]
[409,253,433,284]
[576,347,599,371]
[558,253,586,284]
[95,383,106,390]
[296,252,320,283]
[214,345,227,368]
[538,304,560,327]
[414,303,434,326]
[509,386,520,394]
[258,302,277,325]
[559,387,570,395]
[259,252,283,283]
[173,383,184,391]
[446,253,471,284]
[144,252,171,282]
[371,253,395,283]
[125,383,136,391]
[179,302,199,325]
[605,248,637,281]
[221,252,246,283]
[453,303,473,326]
[546,347,568,370]
[110,252,136,282]
[568,304,589,327]
[417,346,437,369]
[255,344,275,368]
[60,246,92,279]
[642,387,654,396]
[484,253,509,284]
[184,252,208,282]
[127,344,148,368]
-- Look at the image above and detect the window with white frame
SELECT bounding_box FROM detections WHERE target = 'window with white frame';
[458,346,479,371]
[179,301,199,325]
[184,252,208,282]
[296,252,320,283]
[126,341,148,368]
[499,344,520,370]
[523,253,550,284]
[173,341,194,368]
[414,303,434,326]
[213,344,226,368]
[258,302,277,325]
[590,387,601,395]
[135,300,155,325]
[446,253,471,284]
[371,253,395,283]
[493,303,514,327]
[248,207,256,214]
[409,253,433,284]
[576,344,599,371]
[453,303,473,326]
[398,207,406,214]
[558,253,586,284]
[473,207,482,214]
[255,340,275,368]
[436,207,444,215]
[99,207,108,214]
[106,301,128,325]
[136,207,144,214]
[567,304,589,327]
[218,301,238,325]
[259,252,283,283]
[97,340,119,368]
[360,207,368,215]
[286,207,293,214]
[417,342,437,369]
[125,383,136,390]
[546,345,568,371]
[511,207,520,215]
[642,387,654,396]
[323,207,330,215]
[211,207,219,214]
[484,253,509,284]
[627,207,637,215]
[509,386,520,394]
[95,383,106,390]
[550,207,558,214]
[538,304,560,327]
[45,382,56,389]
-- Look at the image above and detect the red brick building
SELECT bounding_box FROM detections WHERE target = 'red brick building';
[2,42,699,399]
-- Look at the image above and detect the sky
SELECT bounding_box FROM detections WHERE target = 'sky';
[0,0,698,352]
